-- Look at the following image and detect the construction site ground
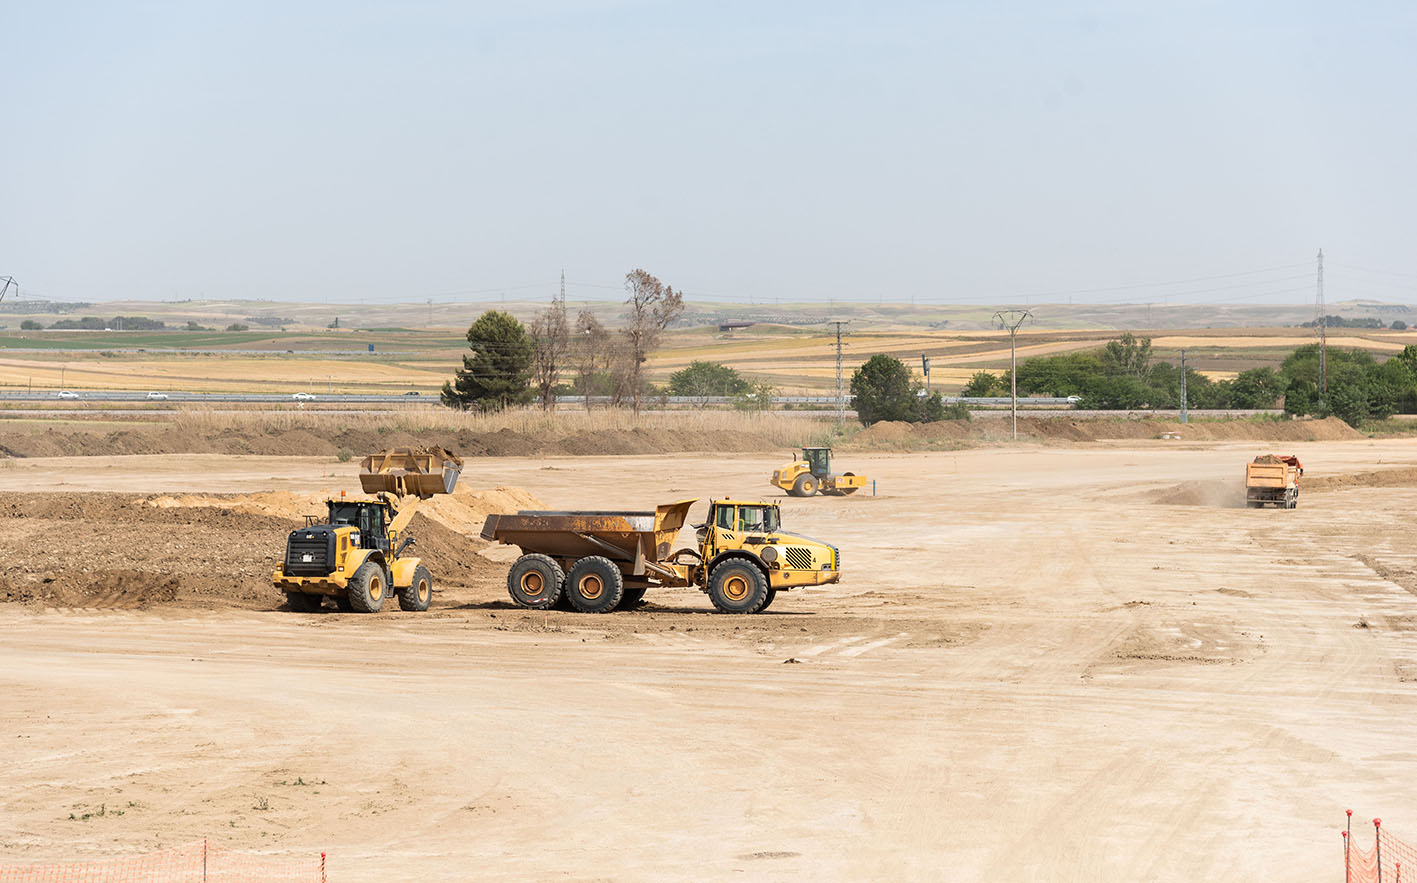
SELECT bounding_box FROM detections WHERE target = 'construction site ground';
[4,440,1417,879]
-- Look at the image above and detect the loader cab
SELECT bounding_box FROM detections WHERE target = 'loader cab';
[803,447,832,478]
[327,500,391,552]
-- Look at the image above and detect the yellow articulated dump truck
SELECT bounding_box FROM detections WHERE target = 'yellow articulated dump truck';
[1245,454,1303,509]
[481,498,840,614]
[273,447,463,613]
[771,446,867,497]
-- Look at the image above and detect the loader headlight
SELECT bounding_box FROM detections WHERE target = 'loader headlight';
[760,546,777,564]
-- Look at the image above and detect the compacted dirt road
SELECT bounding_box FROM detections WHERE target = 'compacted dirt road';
[4,441,1417,880]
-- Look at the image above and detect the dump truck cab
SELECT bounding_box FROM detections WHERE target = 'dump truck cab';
[274,447,462,613]
[699,498,840,594]
[770,446,867,497]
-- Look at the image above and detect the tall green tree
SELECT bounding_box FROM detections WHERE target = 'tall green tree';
[851,354,942,425]
[669,361,749,406]
[441,310,534,411]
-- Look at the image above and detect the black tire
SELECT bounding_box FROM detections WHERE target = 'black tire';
[758,587,777,612]
[792,474,818,497]
[708,559,770,614]
[285,592,323,613]
[335,594,354,612]
[346,561,387,613]
[507,553,564,609]
[564,556,624,614]
[398,564,433,612]
[839,472,859,496]
[617,586,648,610]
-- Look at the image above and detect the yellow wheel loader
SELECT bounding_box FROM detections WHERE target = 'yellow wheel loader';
[770,446,867,497]
[482,498,840,614]
[273,447,463,613]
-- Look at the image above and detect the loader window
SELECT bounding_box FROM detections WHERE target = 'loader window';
[328,503,360,526]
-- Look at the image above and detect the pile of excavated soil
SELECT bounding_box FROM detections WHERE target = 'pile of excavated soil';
[847,416,1362,449]
[0,491,508,610]
[142,486,543,536]
[1304,467,1417,492]
[0,425,797,459]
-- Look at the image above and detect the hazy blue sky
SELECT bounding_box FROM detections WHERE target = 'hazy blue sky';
[4,1,1416,306]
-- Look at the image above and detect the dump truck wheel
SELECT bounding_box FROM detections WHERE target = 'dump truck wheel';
[346,562,387,613]
[398,565,434,612]
[617,587,648,610]
[285,592,323,613]
[708,559,769,614]
[792,474,818,497]
[507,553,564,610]
[758,587,777,612]
[565,556,624,614]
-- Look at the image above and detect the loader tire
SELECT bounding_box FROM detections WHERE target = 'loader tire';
[335,594,354,612]
[792,474,818,497]
[564,556,624,614]
[617,586,648,610]
[346,562,387,613]
[508,554,564,610]
[758,587,777,612]
[398,565,433,612]
[285,592,323,613]
[708,559,770,614]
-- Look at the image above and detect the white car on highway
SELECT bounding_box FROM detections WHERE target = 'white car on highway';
[146,391,169,400]
[56,390,79,400]
[292,392,316,401]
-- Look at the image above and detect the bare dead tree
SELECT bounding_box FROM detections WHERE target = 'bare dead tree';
[529,296,569,410]
[622,268,683,414]
[568,309,609,410]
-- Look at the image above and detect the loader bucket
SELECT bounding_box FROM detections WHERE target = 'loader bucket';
[359,447,463,498]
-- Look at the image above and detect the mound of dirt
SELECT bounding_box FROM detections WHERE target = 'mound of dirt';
[846,415,1362,449]
[142,486,543,537]
[0,490,511,611]
[1304,467,1417,492]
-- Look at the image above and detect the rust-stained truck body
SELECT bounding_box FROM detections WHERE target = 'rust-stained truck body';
[480,498,839,614]
[1245,454,1302,509]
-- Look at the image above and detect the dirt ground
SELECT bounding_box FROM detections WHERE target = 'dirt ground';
[4,441,1417,879]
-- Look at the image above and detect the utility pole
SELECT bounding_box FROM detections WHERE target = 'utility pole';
[921,354,931,392]
[994,309,1032,441]
[829,319,850,426]
[1316,248,1327,398]
[0,277,17,305]
[1179,348,1188,424]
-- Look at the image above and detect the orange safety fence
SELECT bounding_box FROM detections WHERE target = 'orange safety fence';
[0,839,325,882]
[1346,811,1417,883]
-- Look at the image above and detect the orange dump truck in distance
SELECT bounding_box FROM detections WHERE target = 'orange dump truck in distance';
[1245,454,1302,509]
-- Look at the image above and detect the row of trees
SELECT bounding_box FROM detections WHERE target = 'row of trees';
[441,269,684,413]
[962,332,1417,427]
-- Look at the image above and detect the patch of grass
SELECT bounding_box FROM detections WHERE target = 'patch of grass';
[278,777,327,786]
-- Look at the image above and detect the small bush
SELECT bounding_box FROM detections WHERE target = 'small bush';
[336,448,353,462]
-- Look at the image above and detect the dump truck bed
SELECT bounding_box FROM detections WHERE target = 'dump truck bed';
[1245,463,1297,488]
[480,500,696,564]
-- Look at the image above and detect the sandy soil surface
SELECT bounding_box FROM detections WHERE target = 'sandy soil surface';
[5,441,1417,879]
